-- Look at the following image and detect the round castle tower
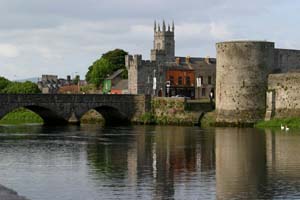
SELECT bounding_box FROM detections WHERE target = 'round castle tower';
[215,41,275,125]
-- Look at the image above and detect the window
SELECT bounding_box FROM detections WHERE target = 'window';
[202,88,206,96]
[200,76,204,85]
[169,76,174,84]
[186,76,191,86]
[208,76,212,85]
[178,76,183,85]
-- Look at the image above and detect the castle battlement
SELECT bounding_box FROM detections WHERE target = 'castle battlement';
[125,54,142,69]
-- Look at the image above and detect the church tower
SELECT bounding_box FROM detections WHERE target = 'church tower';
[151,20,175,62]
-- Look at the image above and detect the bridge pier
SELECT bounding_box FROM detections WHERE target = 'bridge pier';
[68,112,80,125]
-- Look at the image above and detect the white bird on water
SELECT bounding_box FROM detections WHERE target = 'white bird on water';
[285,125,289,131]
[281,124,285,130]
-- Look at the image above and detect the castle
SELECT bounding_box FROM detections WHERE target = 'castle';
[126,22,300,125]
[215,41,300,125]
[126,21,216,99]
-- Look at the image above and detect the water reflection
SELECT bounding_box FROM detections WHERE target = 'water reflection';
[1,125,300,199]
[215,128,267,199]
[265,129,300,199]
[86,126,216,199]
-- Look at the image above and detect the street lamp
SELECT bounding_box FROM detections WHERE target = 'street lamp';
[166,80,170,97]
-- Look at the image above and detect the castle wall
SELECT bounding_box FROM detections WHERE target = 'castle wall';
[274,49,300,73]
[267,72,300,118]
[216,41,275,124]
[126,55,165,95]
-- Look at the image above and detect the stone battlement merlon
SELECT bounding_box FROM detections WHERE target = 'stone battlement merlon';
[125,54,142,69]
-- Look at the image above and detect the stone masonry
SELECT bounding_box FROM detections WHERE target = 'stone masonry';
[267,72,300,119]
[216,40,300,124]
[126,21,216,98]
[0,94,151,125]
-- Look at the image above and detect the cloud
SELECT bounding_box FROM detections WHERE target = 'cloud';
[0,0,298,80]
[210,22,232,40]
[0,44,19,58]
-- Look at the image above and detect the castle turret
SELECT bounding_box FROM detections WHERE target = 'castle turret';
[215,41,275,125]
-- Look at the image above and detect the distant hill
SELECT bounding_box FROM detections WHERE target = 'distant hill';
[14,77,39,83]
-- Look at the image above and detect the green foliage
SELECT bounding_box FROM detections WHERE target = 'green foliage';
[80,109,104,124]
[73,75,80,84]
[90,58,113,87]
[102,49,128,71]
[2,81,41,94]
[255,117,300,129]
[140,112,155,124]
[85,49,128,85]
[200,111,216,128]
[0,76,10,92]
[85,65,93,83]
[80,84,97,94]
[0,108,43,124]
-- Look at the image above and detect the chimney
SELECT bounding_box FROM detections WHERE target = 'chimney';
[185,56,191,64]
[205,56,211,64]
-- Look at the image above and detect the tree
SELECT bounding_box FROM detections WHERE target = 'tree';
[73,75,80,84]
[0,76,10,92]
[85,49,128,86]
[85,65,93,83]
[90,58,113,87]
[102,49,128,71]
[2,81,41,94]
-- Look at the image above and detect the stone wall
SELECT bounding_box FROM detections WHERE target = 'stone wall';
[151,97,196,125]
[0,94,151,125]
[215,41,274,124]
[274,49,300,73]
[267,72,300,118]
[126,54,165,96]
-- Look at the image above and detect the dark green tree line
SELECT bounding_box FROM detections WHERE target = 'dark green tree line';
[0,76,41,94]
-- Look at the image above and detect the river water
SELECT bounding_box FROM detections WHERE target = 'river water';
[0,125,299,199]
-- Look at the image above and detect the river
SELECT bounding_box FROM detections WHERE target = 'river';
[0,125,299,199]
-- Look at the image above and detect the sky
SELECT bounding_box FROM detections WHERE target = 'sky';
[0,0,299,80]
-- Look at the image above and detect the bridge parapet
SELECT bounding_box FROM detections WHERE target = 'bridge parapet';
[0,94,151,125]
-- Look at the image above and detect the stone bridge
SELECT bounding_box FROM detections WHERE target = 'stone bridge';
[0,94,151,125]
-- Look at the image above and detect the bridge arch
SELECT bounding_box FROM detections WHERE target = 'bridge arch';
[0,105,68,125]
[79,106,130,126]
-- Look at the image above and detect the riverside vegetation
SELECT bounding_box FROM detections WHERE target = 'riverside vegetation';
[255,118,300,129]
[139,98,197,126]
[3,107,299,129]
[0,108,104,125]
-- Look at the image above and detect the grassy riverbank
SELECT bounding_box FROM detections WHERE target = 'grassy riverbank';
[80,110,104,124]
[0,108,105,125]
[0,108,43,124]
[200,112,216,128]
[255,118,300,129]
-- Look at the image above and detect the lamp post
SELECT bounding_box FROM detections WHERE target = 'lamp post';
[166,81,170,97]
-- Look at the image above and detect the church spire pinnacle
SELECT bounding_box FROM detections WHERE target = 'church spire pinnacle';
[172,20,175,32]
[162,20,166,32]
